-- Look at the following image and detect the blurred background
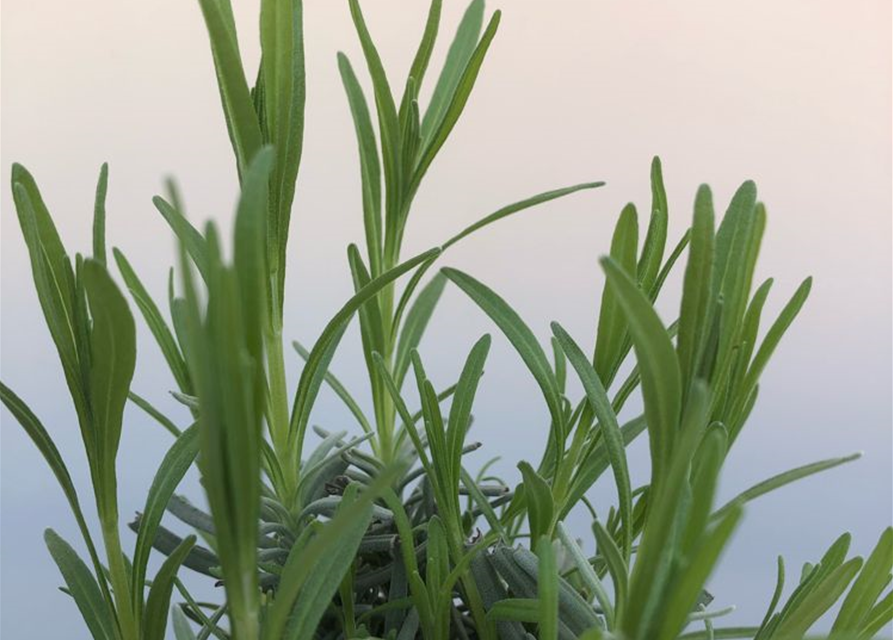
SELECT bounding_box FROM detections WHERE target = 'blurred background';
[2,0,890,636]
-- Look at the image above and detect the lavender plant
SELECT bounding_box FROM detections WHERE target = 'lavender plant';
[2,0,890,639]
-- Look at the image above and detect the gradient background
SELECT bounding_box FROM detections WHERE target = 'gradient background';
[2,0,891,637]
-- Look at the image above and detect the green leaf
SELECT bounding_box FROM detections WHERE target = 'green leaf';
[338,52,383,277]
[713,452,861,520]
[92,163,109,266]
[832,527,893,634]
[557,522,614,629]
[677,185,715,392]
[637,156,669,292]
[775,557,863,638]
[153,196,209,282]
[394,273,447,388]
[442,268,564,448]
[391,180,604,347]
[132,426,199,617]
[563,415,647,518]
[518,462,554,542]
[259,0,305,303]
[592,518,629,624]
[346,245,389,448]
[682,423,729,557]
[293,341,373,434]
[114,249,190,393]
[288,247,440,462]
[44,529,116,640]
[348,0,402,236]
[83,258,136,519]
[552,322,632,559]
[196,0,262,177]
[487,598,540,623]
[414,8,500,189]
[128,391,182,437]
[594,203,639,384]
[400,0,442,117]
[757,556,786,632]
[859,590,893,639]
[1,384,119,624]
[733,278,812,438]
[11,166,84,422]
[419,0,484,149]
[657,506,743,640]
[623,381,710,639]
[601,255,682,492]
[179,216,266,640]
[461,467,506,539]
[265,467,403,640]
[710,182,759,384]
[441,181,605,253]
[446,334,491,505]
[172,607,198,640]
[143,535,197,640]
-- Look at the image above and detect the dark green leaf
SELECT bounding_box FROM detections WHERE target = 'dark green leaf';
[132,426,199,617]
[44,529,116,640]
[143,535,197,640]
[93,163,109,266]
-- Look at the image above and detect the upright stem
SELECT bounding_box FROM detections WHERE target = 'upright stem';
[102,520,138,640]
[265,314,297,502]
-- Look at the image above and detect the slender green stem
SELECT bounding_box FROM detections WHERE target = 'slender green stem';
[102,520,138,640]
[265,319,297,502]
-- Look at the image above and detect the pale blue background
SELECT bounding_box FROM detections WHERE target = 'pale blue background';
[2,0,891,637]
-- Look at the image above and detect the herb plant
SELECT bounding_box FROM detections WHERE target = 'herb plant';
[3,0,890,639]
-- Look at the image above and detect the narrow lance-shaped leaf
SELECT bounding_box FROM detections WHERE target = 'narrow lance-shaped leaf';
[348,0,403,239]
[393,272,447,388]
[293,341,373,435]
[114,249,191,393]
[712,452,861,520]
[153,196,209,282]
[518,462,554,543]
[637,156,668,292]
[11,167,85,423]
[131,426,199,617]
[259,0,305,307]
[552,322,632,559]
[656,506,743,640]
[442,267,565,451]
[338,52,383,277]
[419,0,484,147]
[446,335,491,511]
[92,163,109,267]
[677,185,715,394]
[0,383,112,606]
[391,180,604,345]
[601,256,682,492]
[731,277,812,441]
[399,0,442,121]
[143,535,198,640]
[83,258,136,521]
[44,529,117,640]
[413,9,501,192]
[831,526,893,635]
[196,0,262,177]
[593,203,639,388]
[622,381,709,639]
